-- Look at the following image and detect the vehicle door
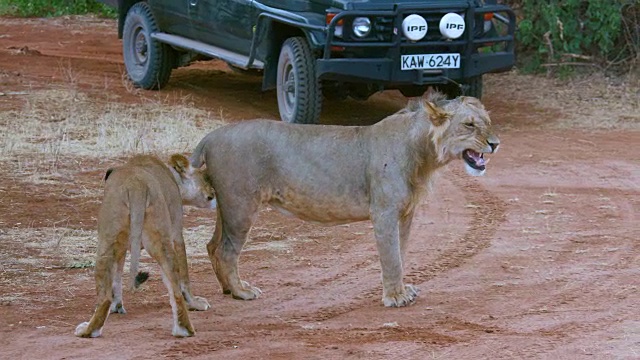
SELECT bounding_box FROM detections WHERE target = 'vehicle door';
[148,0,193,37]
[189,0,256,55]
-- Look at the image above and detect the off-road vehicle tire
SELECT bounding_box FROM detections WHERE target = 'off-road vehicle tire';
[276,37,322,124]
[123,2,174,90]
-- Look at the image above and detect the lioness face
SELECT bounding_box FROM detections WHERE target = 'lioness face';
[169,154,216,209]
[437,96,500,176]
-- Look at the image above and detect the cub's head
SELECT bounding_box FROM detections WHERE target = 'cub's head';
[423,94,500,176]
[168,154,216,209]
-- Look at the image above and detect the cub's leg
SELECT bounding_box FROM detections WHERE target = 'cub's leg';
[207,207,261,300]
[371,209,418,307]
[172,230,210,311]
[75,233,126,337]
[144,226,195,337]
[109,251,127,314]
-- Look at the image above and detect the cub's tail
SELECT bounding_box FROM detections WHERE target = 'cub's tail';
[127,187,149,290]
[134,271,149,287]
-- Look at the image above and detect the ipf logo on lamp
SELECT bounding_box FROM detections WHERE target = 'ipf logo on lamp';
[402,14,427,41]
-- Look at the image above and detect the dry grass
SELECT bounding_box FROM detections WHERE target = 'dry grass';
[0,224,215,274]
[0,227,96,270]
[0,88,227,276]
[180,217,323,264]
[486,71,640,130]
[0,88,226,176]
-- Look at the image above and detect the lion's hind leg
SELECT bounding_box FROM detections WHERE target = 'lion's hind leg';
[172,231,210,311]
[208,210,262,300]
[75,300,111,338]
[159,267,195,337]
[109,247,127,314]
[75,240,121,338]
[143,227,195,337]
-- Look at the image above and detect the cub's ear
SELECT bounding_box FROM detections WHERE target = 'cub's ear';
[424,101,451,126]
[169,154,192,177]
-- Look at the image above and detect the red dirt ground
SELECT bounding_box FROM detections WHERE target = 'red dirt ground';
[0,17,638,359]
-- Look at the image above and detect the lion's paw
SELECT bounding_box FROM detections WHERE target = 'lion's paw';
[382,284,419,308]
[188,296,211,311]
[172,324,195,338]
[231,280,262,300]
[109,302,126,314]
[74,322,102,338]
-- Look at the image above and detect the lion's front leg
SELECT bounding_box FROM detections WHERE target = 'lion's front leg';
[371,209,418,307]
[399,209,415,271]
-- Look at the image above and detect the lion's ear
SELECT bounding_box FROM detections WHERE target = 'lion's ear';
[405,98,424,112]
[424,101,450,126]
[461,96,485,109]
[104,168,115,181]
[169,154,192,177]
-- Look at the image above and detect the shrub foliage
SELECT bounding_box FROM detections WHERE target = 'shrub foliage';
[506,0,639,72]
[0,0,115,17]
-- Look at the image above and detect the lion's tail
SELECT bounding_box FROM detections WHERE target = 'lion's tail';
[128,188,149,290]
[189,133,211,168]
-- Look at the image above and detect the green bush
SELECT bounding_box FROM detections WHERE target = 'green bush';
[0,0,115,17]
[509,0,638,73]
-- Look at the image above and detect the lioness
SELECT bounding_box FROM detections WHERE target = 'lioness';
[191,92,499,307]
[75,154,216,338]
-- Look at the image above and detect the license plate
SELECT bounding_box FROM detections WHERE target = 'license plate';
[401,53,460,70]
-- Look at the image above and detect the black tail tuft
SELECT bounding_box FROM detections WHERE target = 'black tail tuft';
[134,271,150,288]
[104,168,115,181]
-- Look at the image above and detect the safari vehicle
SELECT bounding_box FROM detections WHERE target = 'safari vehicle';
[100,0,516,124]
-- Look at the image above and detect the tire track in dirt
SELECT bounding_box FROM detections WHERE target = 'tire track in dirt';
[294,167,508,322]
[158,338,231,359]
[471,161,639,358]
[156,325,458,358]
[404,168,508,284]
[497,186,639,355]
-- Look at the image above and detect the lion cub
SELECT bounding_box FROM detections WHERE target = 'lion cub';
[75,154,216,338]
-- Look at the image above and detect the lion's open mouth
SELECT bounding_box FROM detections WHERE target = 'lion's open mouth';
[463,149,486,171]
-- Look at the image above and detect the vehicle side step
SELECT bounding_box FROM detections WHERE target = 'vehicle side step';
[151,32,264,70]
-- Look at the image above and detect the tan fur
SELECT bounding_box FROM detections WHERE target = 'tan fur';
[75,154,216,338]
[191,92,500,307]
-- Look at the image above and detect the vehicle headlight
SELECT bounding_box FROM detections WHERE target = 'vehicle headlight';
[352,17,371,37]
[439,13,465,39]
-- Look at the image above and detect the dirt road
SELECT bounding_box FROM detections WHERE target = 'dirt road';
[0,16,638,359]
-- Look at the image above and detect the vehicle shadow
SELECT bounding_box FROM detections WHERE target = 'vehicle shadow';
[167,62,405,126]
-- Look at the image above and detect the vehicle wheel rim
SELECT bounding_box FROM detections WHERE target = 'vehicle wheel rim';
[133,26,148,66]
[283,62,296,115]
